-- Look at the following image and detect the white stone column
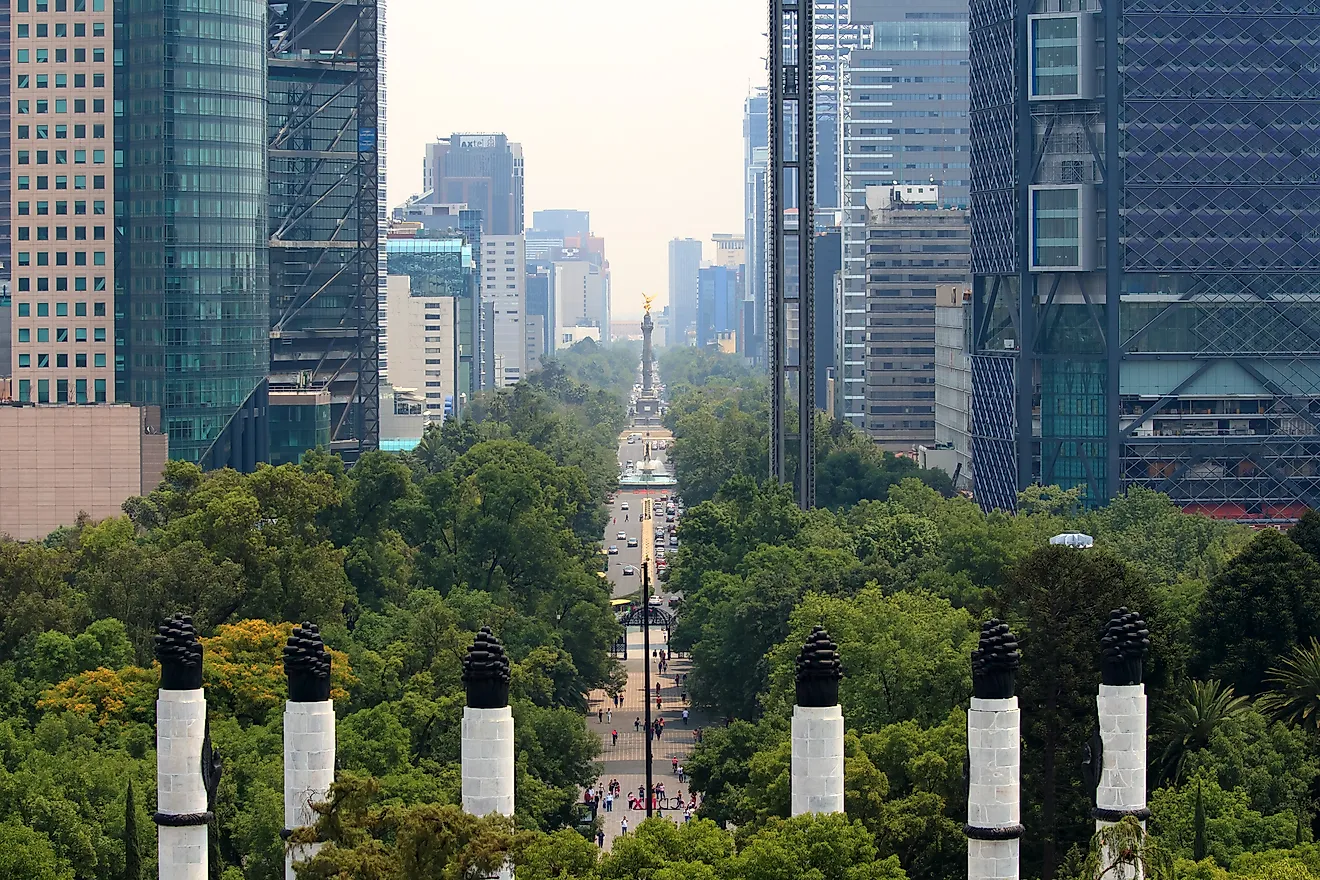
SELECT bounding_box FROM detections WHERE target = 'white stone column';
[791,703,845,816]
[967,696,1021,880]
[285,700,335,880]
[462,706,516,818]
[157,687,208,880]
[1095,684,1148,879]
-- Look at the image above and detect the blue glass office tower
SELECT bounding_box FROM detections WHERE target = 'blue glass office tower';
[969,0,1320,521]
[118,0,270,469]
[744,89,768,362]
[696,265,738,348]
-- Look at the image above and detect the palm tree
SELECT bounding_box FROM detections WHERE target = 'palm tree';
[1257,638,1320,731]
[1157,679,1250,784]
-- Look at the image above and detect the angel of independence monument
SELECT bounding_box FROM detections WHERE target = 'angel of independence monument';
[634,293,662,428]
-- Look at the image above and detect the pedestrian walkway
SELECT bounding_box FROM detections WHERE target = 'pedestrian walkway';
[584,627,709,850]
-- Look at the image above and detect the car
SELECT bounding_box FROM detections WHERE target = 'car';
[627,437,637,444]
[622,565,636,576]
[666,514,675,523]
[607,545,619,555]
[620,501,629,511]
[649,595,662,606]
[627,537,639,548]
[617,531,627,541]
[669,536,679,546]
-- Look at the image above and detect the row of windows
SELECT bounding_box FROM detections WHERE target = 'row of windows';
[17,0,106,10]
[16,21,106,38]
[19,149,106,165]
[15,378,109,405]
[15,327,107,345]
[18,101,110,120]
[18,122,107,138]
[18,174,105,190]
[17,73,107,89]
[15,300,107,315]
[15,47,106,63]
[17,199,107,214]
[15,277,108,294]
[16,250,108,266]
[18,226,106,240]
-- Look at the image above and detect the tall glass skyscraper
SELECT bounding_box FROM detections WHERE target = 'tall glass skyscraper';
[814,0,872,210]
[969,0,1320,521]
[744,89,768,362]
[118,0,270,468]
[837,0,970,429]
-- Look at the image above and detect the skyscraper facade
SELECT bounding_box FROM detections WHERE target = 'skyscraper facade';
[267,0,384,463]
[667,237,702,346]
[119,0,271,469]
[696,264,739,349]
[837,0,970,428]
[743,90,768,361]
[423,134,524,235]
[969,0,1320,521]
[814,0,872,210]
[482,234,525,387]
[11,0,114,408]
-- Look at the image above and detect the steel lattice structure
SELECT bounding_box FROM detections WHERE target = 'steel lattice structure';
[969,0,1320,522]
[267,0,382,463]
[770,0,817,509]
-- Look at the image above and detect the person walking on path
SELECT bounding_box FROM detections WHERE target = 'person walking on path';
[606,707,612,724]
[596,829,605,848]
[598,708,604,723]
[634,717,640,732]
[611,729,618,746]
[605,792,613,812]
[620,817,628,835]
[682,708,689,725]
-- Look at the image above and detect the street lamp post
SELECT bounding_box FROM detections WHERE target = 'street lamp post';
[642,559,653,818]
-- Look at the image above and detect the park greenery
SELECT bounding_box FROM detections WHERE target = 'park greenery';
[4,343,1320,880]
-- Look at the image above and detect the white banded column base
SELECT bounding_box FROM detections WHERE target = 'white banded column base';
[462,706,515,818]
[1095,684,1149,880]
[285,700,336,880]
[791,704,845,817]
[156,688,208,880]
[966,696,1021,880]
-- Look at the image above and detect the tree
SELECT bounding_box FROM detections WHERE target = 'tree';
[1150,774,1300,866]
[1193,529,1320,694]
[124,781,141,880]
[1158,680,1251,784]
[998,545,1157,880]
[1196,781,1209,862]
[1289,510,1320,564]
[1258,639,1320,731]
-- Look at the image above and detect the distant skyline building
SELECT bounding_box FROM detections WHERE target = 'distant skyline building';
[935,284,972,490]
[697,265,740,349]
[814,0,873,210]
[969,0,1320,521]
[668,237,703,347]
[711,233,746,270]
[532,209,590,240]
[744,90,769,362]
[482,235,525,387]
[862,185,969,450]
[422,134,524,235]
[837,0,970,428]
[550,260,609,349]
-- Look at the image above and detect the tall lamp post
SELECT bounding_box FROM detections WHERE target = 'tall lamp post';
[641,496,655,818]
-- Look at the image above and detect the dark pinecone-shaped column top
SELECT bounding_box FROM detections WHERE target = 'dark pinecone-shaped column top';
[463,626,511,709]
[795,626,843,708]
[284,622,332,702]
[971,618,1020,699]
[1100,607,1150,686]
[155,613,203,691]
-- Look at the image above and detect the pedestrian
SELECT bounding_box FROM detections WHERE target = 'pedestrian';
[672,757,679,774]
[621,817,628,835]
[598,708,604,723]
[606,707,612,723]
[655,682,661,696]
[596,829,605,848]
[634,717,640,732]
[611,728,618,745]
[681,691,688,705]
[656,696,662,710]
[638,785,645,800]
[678,765,685,783]
[682,708,689,725]
[605,792,613,812]
[684,807,693,823]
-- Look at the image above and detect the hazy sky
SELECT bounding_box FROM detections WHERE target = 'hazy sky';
[387,0,768,319]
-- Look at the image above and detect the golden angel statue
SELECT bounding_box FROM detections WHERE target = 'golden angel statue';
[642,292,657,315]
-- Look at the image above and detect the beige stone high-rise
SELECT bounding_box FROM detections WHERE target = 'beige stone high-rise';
[8,0,114,405]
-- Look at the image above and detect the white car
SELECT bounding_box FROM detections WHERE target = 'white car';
[627,537,639,548]
[607,545,619,555]
[617,531,627,541]
[623,565,636,576]
[620,501,629,511]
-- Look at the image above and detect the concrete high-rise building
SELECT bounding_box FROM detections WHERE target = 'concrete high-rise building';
[11,0,116,411]
[550,260,608,348]
[119,0,271,469]
[711,233,745,270]
[744,90,769,362]
[837,0,970,428]
[814,0,873,210]
[935,284,972,490]
[268,0,384,464]
[667,237,702,346]
[382,273,457,424]
[386,236,475,414]
[969,0,1320,521]
[423,134,524,235]
[482,235,525,387]
[863,185,969,449]
[525,266,550,361]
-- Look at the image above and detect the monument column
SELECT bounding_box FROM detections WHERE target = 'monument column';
[154,614,218,880]
[642,309,655,395]
[283,623,334,880]
[461,626,515,819]
[1094,608,1152,880]
[791,626,845,816]
[966,619,1023,880]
